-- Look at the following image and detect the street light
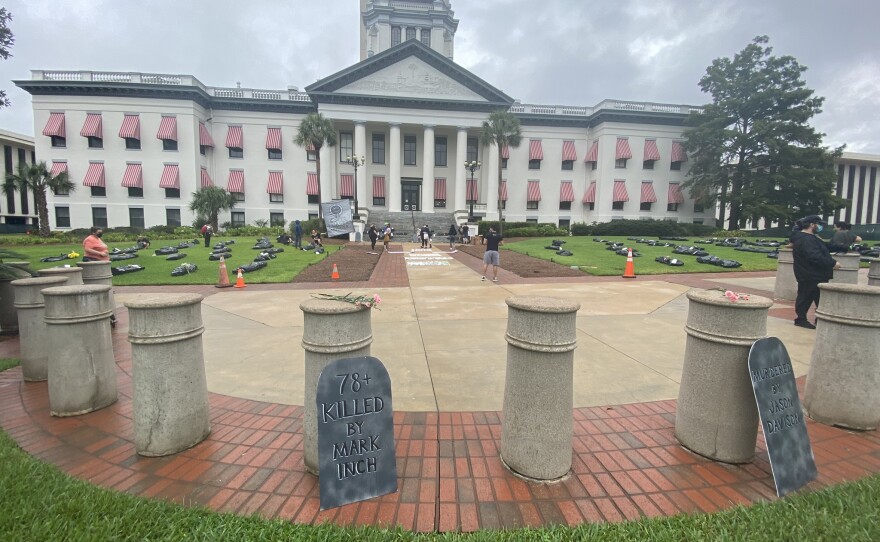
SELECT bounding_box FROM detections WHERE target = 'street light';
[464,160,481,222]
[345,154,366,219]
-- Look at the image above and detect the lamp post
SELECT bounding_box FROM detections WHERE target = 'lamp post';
[345,154,366,219]
[464,160,481,222]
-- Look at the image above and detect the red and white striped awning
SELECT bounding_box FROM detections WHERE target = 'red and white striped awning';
[306,173,320,195]
[121,163,143,188]
[501,145,510,159]
[640,181,657,203]
[80,113,102,138]
[306,142,316,152]
[119,114,140,139]
[612,180,629,202]
[668,183,685,204]
[83,162,105,187]
[466,179,478,201]
[372,175,385,198]
[529,140,544,160]
[159,164,180,189]
[615,138,632,160]
[227,170,245,193]
[582,181,597,203]
[643,139,660,161]
[199,122,214,147]
[584,140,599,163]
[340,174,354,197]
[42,113,66,137]
[499,180,508,201]
[157,116,177,141]
[560,181,575,202]
[200,167,214,188]
[226,126,243,149]
[50,161,68,177]
[267,171,283,194]
[527,180,541,201]
[562,140,577,162]
[434,178,446,199]
[266,128,282,151]
[671,141,688,162]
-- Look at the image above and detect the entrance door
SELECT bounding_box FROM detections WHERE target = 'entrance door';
[402,181,421,211]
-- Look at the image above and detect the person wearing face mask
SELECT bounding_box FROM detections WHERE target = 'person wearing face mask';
[791,215,841,329]
[82,226,110,262]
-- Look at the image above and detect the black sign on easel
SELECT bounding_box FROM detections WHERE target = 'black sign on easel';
[748,337,817,497]
[316,356,397,510]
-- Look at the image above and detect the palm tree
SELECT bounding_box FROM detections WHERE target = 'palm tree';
[479,110,522,238]
[188,186,236,232]
[294,112,337,222]
[3,161,75,238]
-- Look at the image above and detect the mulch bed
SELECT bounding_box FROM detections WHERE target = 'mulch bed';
[291,243,380,283]
[455,241,585,278]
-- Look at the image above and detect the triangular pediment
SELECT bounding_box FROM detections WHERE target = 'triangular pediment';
[335,56,485,101]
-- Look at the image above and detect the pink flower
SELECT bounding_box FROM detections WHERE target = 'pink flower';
[724,290,740,302]
[373,294,381,305]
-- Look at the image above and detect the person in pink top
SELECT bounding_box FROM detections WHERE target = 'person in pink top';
[82,226,109,262]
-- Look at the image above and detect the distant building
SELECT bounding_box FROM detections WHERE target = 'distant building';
[832,152,880,226]
[0,129,39,231]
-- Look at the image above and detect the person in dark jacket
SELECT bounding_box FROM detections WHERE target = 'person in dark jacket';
[828,221,861,253]
[368,224,379,251]
[791,215,841,329]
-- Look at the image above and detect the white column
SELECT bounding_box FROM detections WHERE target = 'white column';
[389,123,401,211]
[454,127,467,212]
[422,125,435,213]
[354,121,367,214]
[486,142,499,217]
[319,145,334,202]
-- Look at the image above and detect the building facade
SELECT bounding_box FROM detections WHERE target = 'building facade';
[0,129,39,231]
[832,152,880,226]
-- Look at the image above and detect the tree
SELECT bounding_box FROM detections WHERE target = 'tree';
[188,186,235,232]
[479,109,522,237]
[682,36,845,230]
[0,8,14,108]
[3,161,74,237]
[294,112,337,223]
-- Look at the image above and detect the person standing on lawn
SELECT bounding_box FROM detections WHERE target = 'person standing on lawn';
[791,215,841,329]
[201,223,213,248]
[481,227,503,282]
[293,220,303,249]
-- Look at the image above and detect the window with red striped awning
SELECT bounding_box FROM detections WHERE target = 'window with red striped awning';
[501,145,510,159]
[527,180,541,201]
[200,167,213,188]
[612,180,629,202]
[582,181,597,203]
[227,170,245,193]
[266,128,282,150]
[499,180,508,201]
[50,161,68,177]
[667,183,684,204]
[119,114,140,139]
[466,179,478,202]
[267,171,283,194]
[584,141,599,163]
[157,116,177,141]
[643,139,660,161]
[640,181,657,203]
[121,163,143,188]
[226,126,243,149]
[529,140,544,160]
[80,114,102,138]
[306,142,316,152]
[42,112,66,137]
[372,176,385,198]
[83,162,105,187]
[560,181,575,202]
[339,174,354,197]
[671,141,688,162]
[615,138,632,160]
[159,164,180,189]
[434,178,446,199]
[562,141,577,162]
[199,122,214,147]
[306,173,320,195]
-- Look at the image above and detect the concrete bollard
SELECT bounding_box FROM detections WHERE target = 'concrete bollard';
[0,262,33,335]
[43,284,117,417]
[126,294,211,456]
[772,248,796,301]
[77,261,115,319]
[868,258,879,287]
[11,276,69,381]
[675,289,773,463]
[37,266,84,285]
[501,296,580,481]
[803,283,880,430]
[300,299,373,475]
[830,253,860,285]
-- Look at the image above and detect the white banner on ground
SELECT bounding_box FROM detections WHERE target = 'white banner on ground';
[320,200,355,237]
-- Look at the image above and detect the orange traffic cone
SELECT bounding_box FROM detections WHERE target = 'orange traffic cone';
[331,263,340,281]
[215,256,233,288]
[622,248,637,279]
[234,268,246,288]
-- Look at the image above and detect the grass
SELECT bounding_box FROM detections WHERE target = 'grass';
[2,237,339,285]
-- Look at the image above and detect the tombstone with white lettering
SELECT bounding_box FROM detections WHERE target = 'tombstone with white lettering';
[316,356,397,510]
[748,337,817,497]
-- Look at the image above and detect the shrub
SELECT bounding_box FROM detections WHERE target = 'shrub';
[570,223,595,236]
[223,225,285,238]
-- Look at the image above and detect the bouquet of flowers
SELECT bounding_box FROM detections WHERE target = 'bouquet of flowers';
[311,292,382,310]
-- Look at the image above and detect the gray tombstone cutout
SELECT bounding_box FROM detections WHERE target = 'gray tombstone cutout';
[748,337,817,497]
[316,356,397,510]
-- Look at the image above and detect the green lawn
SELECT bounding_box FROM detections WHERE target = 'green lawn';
[506,236,785,276]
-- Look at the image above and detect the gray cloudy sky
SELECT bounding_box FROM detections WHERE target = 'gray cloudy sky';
[2,0,878,153]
